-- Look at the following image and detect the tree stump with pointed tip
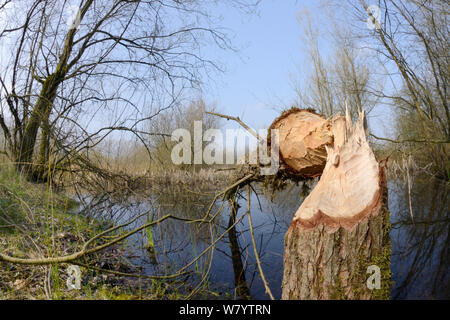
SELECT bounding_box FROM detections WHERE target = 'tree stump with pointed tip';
[273,109,391,300]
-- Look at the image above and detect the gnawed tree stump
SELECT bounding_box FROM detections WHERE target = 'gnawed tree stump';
[276,108,391,300]
[282,189,391,299]
[208,107,391,299]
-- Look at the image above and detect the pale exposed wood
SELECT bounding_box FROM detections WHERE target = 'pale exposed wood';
[279,108,391,300]
[292,110,382,231]
[282,193,391,299]
[269,109,333,177]
[269,108,383,230]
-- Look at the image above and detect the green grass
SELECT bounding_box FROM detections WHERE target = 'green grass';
[0,166,174,299]
[0,165,219,300]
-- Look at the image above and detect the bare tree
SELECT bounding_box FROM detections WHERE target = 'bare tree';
[0,0,258,181]
[148,97,222,169]
[355,0,449,176]
[293,8,382,120]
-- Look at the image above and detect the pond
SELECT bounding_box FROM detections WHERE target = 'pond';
[77,173,449,299]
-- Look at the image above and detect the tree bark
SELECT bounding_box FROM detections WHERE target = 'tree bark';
[275,108,392,299]
[14,2,88,179]
[281,178,391,299]
[16,74,59,178]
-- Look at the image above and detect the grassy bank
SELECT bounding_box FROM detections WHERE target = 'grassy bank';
[0,166,190,300]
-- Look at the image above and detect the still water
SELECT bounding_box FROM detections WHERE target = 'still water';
[78,173,449,299]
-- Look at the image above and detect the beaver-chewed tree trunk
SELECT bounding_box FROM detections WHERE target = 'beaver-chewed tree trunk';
[276,108,391,300]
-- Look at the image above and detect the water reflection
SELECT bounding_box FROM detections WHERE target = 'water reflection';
[389,174,449,299]
[227,199,251,299]
[76,174,449,299]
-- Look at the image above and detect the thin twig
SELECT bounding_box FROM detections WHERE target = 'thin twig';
[246,184,275,300]
[404,156,415,225]
[206,111,263,142]
[0,213,194,265]
[370,133,449,144]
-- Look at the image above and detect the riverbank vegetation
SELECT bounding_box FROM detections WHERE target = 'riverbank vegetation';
[0,164,226,299]
[0,166,156,299]
[293,0,449,181]
[0,0,448,300]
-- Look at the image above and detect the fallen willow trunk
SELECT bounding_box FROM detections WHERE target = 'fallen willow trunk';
[274,108,391,300]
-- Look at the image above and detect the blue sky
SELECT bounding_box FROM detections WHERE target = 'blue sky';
[202,0,316,130]
[0,0,391,150]
[199,0,392,138]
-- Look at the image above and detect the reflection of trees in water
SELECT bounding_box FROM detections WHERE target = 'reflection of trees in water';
[143,191,225,276]
[217,184,307,299]
[78,174,449,299]
[148,184,304,298]
[252,182,309,228]
[390,174,449,299]
[79,189,225,278]
[227,199,251,299]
